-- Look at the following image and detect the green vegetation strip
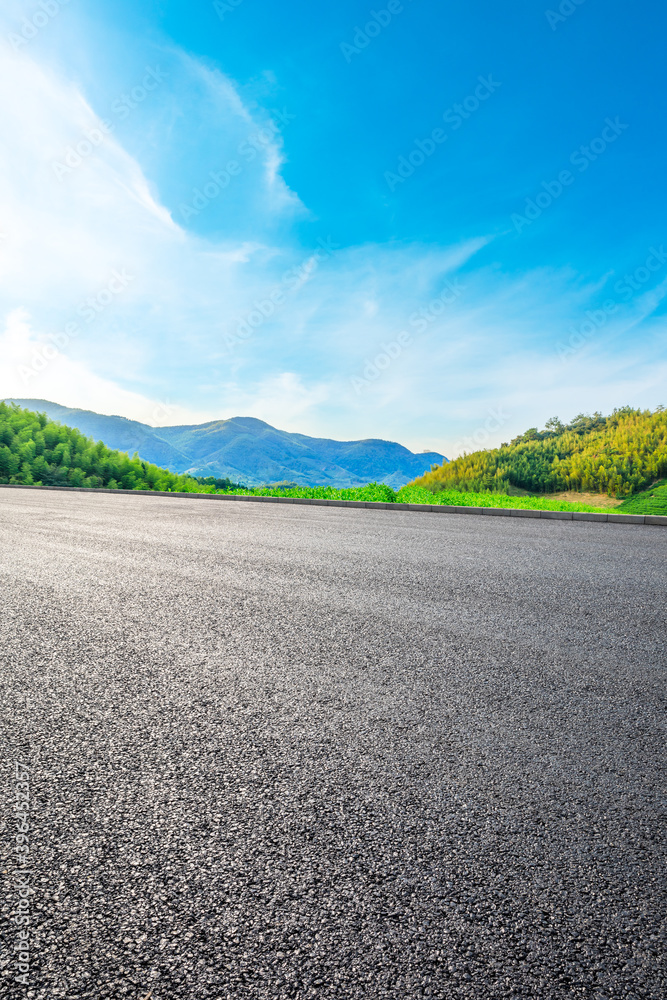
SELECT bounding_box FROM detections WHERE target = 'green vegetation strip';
[616,481,667,515]
[214,483,613,513]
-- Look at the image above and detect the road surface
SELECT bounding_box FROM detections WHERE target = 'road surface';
[1,489,665,999]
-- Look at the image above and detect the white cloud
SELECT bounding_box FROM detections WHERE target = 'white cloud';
[217,372,333,430]
[0,308,208,424]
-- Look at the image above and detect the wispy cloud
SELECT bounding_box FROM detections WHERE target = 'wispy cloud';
[0,309,209,425]
[0,15,664,456]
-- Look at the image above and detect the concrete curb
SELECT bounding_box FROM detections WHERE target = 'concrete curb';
[1,483,665,525]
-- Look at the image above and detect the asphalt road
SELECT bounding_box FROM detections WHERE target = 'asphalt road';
[1,490,665,1000]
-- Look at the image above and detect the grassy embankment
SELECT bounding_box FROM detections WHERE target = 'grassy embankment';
[211,482,614,512]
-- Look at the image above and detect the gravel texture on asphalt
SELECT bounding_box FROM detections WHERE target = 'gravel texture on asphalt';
[0,489,665,1000]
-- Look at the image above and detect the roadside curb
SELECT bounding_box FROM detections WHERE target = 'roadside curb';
[1,483,665,525]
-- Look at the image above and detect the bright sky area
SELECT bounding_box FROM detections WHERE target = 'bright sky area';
[0,0,665,455]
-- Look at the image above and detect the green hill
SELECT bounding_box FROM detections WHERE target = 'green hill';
[411,406,667,498]
[616,479,667,515]
[0,401,218,493]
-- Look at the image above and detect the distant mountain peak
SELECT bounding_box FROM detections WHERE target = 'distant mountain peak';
[3,399,446,488]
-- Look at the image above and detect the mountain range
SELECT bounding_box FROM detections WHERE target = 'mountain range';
[4,400,445,488]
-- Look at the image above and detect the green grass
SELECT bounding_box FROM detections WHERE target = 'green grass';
[211,481,612,513]
[615,480,667,515]
[214,482,399,503]
[397,486,610,512]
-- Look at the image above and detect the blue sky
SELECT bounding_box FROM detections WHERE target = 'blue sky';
[0,0,665,455]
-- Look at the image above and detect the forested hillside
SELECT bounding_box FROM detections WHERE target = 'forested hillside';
[0,402,210,492]
[5,398,444,489]
[412,406,667,497]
